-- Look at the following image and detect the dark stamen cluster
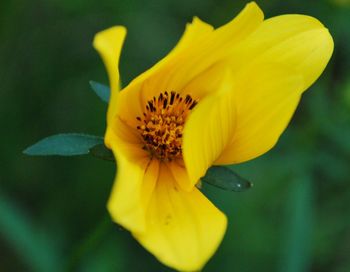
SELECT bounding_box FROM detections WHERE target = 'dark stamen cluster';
[136,91,197,161]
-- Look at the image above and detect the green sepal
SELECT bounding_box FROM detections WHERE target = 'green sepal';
[202,166,253,192]
[89,144,115,161]
[89,81,110,103]
[23,133,104,156]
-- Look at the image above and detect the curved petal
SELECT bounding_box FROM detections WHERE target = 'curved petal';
[105,116,148,161]
[182,70,236,186]
[215,15,333,164]
[181,61,228,100]
[107,155,159,234]
[116,2,264,125]
[134,163,227,272]
[93,26,127,125]
[215,15,334,164]
[169,16,214,55]
[167,159,192,192]
[215,63,303,164]
[229,14,334,90]
[140,2,263,97]
[115,17,214,127]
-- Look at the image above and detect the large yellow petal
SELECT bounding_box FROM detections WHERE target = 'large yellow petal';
[114,17,214,127]
[182,70,236,187]
[215,63,303,164]
[93,26,127,125]
[116,2,263,125]
[140,2,264,97]
[134,163,227,272]
[107,154,159,234]
[230,14,334,90]
[215,15,333,165]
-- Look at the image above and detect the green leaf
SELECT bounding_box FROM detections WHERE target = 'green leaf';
[201,166,253,192]
[23,133,104,156]
[89,144,115,161]
[89,81,110,103]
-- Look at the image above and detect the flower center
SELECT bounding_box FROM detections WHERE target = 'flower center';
[136,91,197,161]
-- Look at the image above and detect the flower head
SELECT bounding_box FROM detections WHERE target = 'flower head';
[93,2,333,271]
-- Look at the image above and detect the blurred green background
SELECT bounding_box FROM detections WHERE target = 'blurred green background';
[1,0,350,271]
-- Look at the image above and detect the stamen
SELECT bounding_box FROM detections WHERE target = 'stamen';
[170,91,175,105]
[136,91,198,161]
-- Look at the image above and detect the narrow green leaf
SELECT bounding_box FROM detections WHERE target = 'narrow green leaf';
[89,144,115,161]
[23,133,104,156]
[279,176,314,272]
[202,166,252,192]
[0,191,61,272]
[66,215,112,271]
[89,81,110,103]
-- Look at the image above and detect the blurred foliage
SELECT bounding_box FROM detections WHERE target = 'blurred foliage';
[0,0,349,271]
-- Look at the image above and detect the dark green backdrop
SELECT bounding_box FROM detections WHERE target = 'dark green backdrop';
[1,0,350,271]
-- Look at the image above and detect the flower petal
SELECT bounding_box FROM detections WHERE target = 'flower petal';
[93,26,127,125]
[181,61,228,100]
[215,63,303,164]
[169,16,214,55]
[116,2,263,125]
[107,155,159,233]
[134,163,227,272]
[182,70,236,186]
[230,14,334,90]
[141,2,264,96]
[114,17,214,126]
[167,159,192,192]
[215,15,334,164]
[105,116,147,160]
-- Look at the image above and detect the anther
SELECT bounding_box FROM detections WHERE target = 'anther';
[170,91,175,105]
[136,91,198,161]
[189,102,197,110]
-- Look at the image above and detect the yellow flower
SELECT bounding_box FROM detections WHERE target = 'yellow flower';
[93,2,333,271]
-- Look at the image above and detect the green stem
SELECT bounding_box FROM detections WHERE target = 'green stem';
[65,215,112,272]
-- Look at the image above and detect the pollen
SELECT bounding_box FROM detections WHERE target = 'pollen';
[136,91,198,161]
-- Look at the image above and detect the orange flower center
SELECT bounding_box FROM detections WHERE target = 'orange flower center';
[136,91,197,161]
